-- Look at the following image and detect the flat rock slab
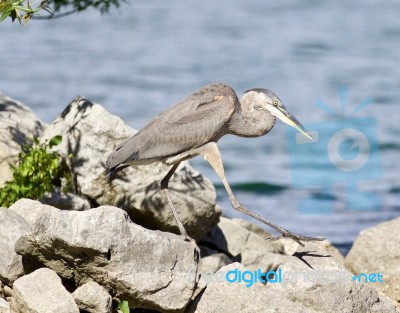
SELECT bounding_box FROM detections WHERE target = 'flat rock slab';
[10,268,79,313]
[15,204,197,312]
[40,96,220,240]
[0,208,30,285]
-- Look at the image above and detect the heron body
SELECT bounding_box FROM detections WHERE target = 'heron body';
[106,84,277,169]
[106,83,324,257]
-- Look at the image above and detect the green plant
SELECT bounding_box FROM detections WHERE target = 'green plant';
[0,0,48,24]
[0,135,73,207]
[117,300,130,313]
[0,0,124,24]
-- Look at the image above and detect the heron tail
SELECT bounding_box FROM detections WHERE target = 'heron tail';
[107,164,130,181]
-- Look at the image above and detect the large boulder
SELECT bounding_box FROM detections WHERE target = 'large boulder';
[268,242,397,313]
[40,96,220,240]
[0,208,30,285]
[345,217,400,305]
[10,268,79,313]
[190,243,398,313]
[188,262,318,313]
[0,93,45,187]
[14,203,198,312]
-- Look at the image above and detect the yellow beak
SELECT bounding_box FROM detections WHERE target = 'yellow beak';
[269,105,314,141]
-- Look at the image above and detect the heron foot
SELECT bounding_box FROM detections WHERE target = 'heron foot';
[230,202,325,247]
[183,234,201,263]
[269,229,325,247]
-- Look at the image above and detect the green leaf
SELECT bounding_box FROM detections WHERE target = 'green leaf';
[0,4,12,21]
[49,135,62,148]
[24,155,33,166]
[11,184,20,193]
[117,300,130,313]
[20,167,29,177]
[14,5,34,13]
[12,0,24,6]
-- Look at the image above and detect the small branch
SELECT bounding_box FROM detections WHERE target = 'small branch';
[31,9,77,19]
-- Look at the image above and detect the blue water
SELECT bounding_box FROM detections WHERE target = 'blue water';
[1,0,399,254]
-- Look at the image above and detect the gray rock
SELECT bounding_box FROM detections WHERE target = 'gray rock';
[277,237,301,255]
[188,262,319,313]
[10,268,79,313]
[0,298,10,313]
[345,217,400,305]
[191,242,399,313]
[40,190,91,211]
[317,239,344,263]
[231,217,273,237]
[278,237,344,263]
[268,242,398,313]
[231,217,285,253]
[39,96,220,240]
[202,217,289,271]
[229,218,344,261]
[15,204,198,312]
[192,252,233,300]
[10,199,91,274]
[198,253,233,274]
[0,208,30,285]
[0,93,45,188]
[2,286,11,298]
[9,198,60,225]
[72,281,112,313]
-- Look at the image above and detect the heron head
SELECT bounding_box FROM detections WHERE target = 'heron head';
[245,88,314,141]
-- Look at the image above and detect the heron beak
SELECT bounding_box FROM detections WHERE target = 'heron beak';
[269,105,314,141]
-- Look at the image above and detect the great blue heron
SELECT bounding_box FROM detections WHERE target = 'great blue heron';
[106,83,324,256]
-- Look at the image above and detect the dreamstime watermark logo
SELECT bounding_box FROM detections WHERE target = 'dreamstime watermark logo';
[188,268,384,288]
[286,87,381,214]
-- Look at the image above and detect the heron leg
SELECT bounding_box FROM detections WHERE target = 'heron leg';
[161,162,200,261]
[199,142,325,247]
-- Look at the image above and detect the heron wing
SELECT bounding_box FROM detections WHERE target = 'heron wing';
[106,83,238,169]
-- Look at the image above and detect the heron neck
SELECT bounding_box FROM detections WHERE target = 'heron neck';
[228,97,276,138]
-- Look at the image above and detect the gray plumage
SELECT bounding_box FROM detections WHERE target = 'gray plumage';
[106,83,323,253]
[106,83,278,170]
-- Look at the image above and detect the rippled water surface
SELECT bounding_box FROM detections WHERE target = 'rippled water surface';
[1,0,399,254]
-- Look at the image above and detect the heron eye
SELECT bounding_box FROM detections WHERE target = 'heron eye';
[272,100,279,106]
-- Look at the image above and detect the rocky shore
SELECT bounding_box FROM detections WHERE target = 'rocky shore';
[0,93,399,313]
